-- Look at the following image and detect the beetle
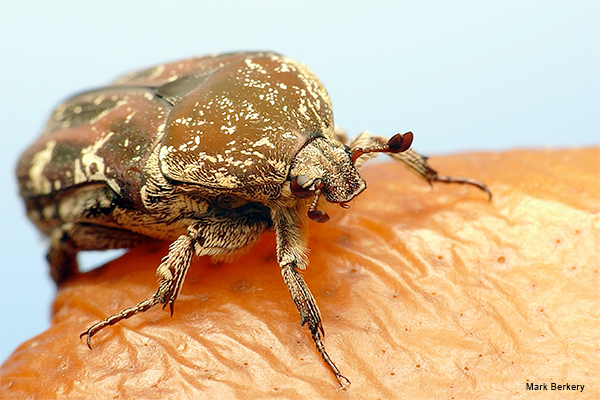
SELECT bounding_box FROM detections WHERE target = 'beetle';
[16,51,491,387]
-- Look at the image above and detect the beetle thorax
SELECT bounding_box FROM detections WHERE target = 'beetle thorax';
[289,137,366,204]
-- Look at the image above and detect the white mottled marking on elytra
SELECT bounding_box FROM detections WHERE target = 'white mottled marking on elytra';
[135,63,166,82]
[253,137,275,149]
[278,63,290,73]
[221,125,236,135]
[298,104,308,118]
[197,152,218,163]
[92,95,105,105]
[28,140,56,194]
[42,204,55,220]
[74,132,121,194]
[124,111,136,123]
[73,158,86,185]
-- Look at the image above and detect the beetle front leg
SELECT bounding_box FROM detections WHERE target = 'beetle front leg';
[394,147,492,199]
[348,131,492,199]
[80,226,198,348]
[273,206,350,388]
[281,265,350,388]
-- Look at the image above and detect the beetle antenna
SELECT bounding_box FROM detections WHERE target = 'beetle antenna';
[307,180,330,223]
[350,131,413,164]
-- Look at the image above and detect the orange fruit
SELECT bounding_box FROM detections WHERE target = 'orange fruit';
[2,147,598,399]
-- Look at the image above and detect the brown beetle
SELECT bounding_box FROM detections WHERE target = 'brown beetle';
[16,51,490,387]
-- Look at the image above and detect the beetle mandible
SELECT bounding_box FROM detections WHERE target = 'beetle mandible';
[17,51,491,387]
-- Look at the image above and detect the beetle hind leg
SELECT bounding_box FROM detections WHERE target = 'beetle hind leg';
[47,222,153,285]
[47,226,79,285]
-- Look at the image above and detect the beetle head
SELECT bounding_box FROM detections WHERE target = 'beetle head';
[289,132,413,223]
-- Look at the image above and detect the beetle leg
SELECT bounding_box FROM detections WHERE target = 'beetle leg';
[47,225,79,285]
[47,221,151,285]
[80,296,162,349]
[155,226,198,314]
[333,126,348,144]
[391,148,492,199]
[281,265,350,387]
[80,227,197,348]
[273,206,350,388]
[348,132,491,199]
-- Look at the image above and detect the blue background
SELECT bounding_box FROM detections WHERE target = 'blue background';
[1,0,598,363]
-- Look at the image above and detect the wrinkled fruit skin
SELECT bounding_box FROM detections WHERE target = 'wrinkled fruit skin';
[2,147,599,399]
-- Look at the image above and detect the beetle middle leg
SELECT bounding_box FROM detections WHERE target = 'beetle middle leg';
[80,227,197,347]
[273,205,351,388]
[80,217,269,347]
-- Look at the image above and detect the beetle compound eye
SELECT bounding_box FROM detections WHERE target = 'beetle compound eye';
[295,175,311,187]
[291,176,314,199]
